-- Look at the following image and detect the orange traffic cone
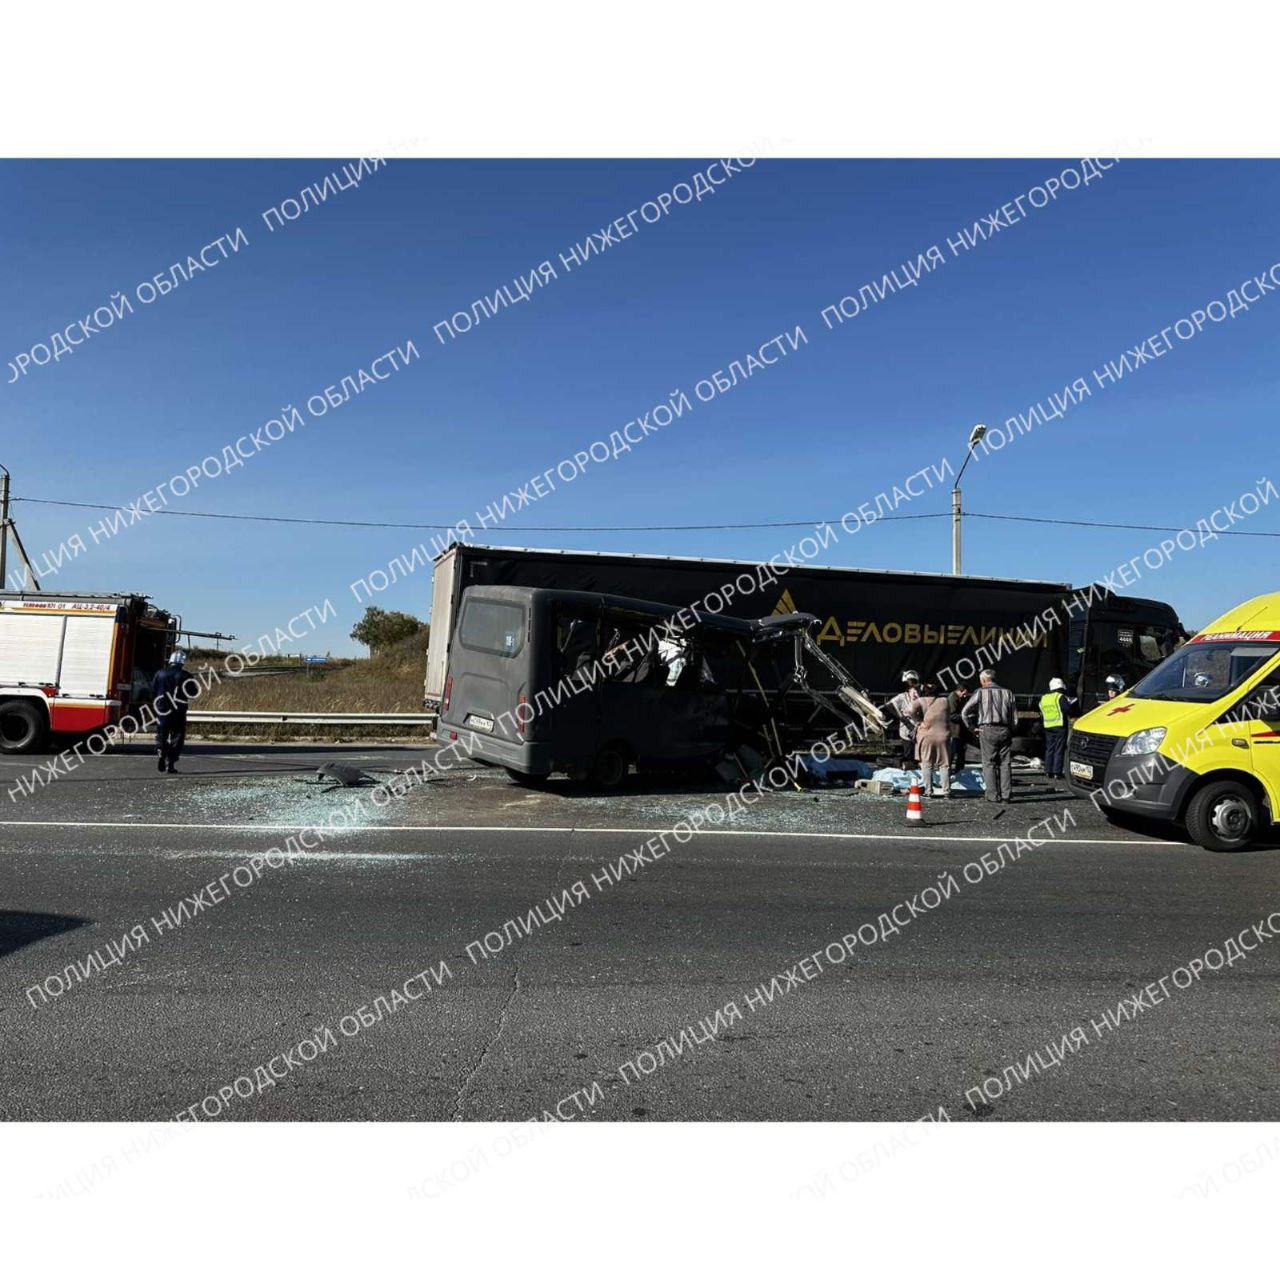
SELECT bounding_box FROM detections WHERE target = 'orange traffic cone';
[906,781,924,823]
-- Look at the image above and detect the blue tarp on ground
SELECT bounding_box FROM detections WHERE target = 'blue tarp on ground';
[871,766,986,793]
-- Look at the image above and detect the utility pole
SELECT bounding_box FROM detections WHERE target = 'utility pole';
[0,465,39,591]
[951,424,987,575]
[0,465,9,592]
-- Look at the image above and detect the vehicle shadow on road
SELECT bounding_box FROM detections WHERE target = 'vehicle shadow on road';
[1094,807,1280,852]
[0,909,91,961]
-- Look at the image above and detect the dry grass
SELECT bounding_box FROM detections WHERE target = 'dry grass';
[194,631,430,715]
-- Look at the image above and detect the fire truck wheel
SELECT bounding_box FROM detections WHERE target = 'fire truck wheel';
[0,700,48,754]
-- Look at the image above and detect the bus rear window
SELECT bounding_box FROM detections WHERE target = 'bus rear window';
[459,600,525,657]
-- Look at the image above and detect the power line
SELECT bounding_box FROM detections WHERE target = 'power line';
[13,494,1280,537]
[9,496,945,532]
[967,511,1280,538]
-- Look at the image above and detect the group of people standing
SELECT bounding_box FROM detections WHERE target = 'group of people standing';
[885,672,971,799]
[885,669,1018,802]
[883,666,1117,804]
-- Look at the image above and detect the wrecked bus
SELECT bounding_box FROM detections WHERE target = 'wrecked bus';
[423,544,1185,749]
[436,586,886,786]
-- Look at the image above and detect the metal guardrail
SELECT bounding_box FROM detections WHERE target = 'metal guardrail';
[192,664,348,680]
[187,711,437,727]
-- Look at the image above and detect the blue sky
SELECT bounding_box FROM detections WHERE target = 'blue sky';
[2,159,1277,654]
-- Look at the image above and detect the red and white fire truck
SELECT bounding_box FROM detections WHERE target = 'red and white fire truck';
[0,592,178,752]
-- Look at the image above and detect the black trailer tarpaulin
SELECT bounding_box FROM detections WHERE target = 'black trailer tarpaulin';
[777,574,1070,694]
[448,545,1072,696]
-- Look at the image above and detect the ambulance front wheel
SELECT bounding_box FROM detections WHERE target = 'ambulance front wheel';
[0,699,49,754]
[1185,779,1261,852]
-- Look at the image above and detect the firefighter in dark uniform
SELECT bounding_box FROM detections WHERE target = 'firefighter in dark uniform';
[152,649,196,773]
[1039,676,1076,781]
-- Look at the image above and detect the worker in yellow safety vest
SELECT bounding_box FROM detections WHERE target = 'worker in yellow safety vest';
[1039,677,1076,781]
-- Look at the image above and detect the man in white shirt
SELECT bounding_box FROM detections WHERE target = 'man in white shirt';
[884,670,922,762]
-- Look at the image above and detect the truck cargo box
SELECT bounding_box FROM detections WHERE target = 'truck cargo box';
[422,544,1183,757]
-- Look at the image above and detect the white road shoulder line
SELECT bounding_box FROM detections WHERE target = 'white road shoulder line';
[0,819,1172,845]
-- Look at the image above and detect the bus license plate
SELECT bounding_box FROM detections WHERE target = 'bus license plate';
[1069,761,1093,780]
[465,714,494,732]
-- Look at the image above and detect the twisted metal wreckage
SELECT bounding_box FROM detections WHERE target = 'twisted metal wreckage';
[663,605,891,786]
[556,593,891,785]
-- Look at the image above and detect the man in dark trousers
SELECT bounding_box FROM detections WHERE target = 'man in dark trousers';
[961,668,1018,803]
[1039,676,1077,781]
[152,649,196,773]
[947,680,972,773]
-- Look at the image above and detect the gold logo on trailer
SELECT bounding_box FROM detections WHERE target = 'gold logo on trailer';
[772,594,1051,649]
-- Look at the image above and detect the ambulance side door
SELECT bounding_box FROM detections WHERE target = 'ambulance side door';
[1225,668,1280,817]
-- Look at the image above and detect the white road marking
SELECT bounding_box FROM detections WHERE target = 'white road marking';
[0,818,1174,845]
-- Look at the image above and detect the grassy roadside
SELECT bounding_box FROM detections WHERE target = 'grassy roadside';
[190,631,432,742]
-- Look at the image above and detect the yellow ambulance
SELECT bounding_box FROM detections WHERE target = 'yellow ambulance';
[1066,592,1280,850]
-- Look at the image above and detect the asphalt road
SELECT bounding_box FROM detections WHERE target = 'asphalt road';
[1,743,1276,1121]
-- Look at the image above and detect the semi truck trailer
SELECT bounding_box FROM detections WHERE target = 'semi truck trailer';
[423,544,1185,750]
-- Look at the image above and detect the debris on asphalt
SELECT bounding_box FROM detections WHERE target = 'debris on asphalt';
[309,762,382,788]
[854,778,894,795]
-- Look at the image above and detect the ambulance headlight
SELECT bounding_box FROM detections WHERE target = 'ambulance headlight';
[1118,727,1166,756]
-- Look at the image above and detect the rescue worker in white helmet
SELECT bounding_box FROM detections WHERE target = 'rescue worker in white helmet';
[1039,676,1077,782]
[884,670,922,763]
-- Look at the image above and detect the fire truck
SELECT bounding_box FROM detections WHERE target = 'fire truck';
[0,592,178,753]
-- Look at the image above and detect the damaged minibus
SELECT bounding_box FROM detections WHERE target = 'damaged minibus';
[436,585,884,787]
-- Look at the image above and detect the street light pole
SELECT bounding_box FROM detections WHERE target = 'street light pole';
[951,423,986,575]
[950,485,962,575]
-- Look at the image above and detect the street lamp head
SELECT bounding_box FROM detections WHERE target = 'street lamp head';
[967,423,987,448]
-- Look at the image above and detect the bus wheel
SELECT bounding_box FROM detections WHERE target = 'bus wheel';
[590,744,629,789]
[1186,780,1259,852]
[0,700,48,754]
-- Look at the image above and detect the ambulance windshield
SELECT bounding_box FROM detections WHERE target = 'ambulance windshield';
[1130,640,1280,703]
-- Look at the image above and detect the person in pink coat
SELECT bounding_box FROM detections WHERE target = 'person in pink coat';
[912,676,953,798]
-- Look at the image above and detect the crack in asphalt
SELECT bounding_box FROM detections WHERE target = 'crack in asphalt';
[451,962,521,1121]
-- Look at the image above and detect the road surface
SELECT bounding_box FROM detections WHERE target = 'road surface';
[1,743,1275,1121]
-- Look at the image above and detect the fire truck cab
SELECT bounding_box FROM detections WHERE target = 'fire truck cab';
[0,592,178,753]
